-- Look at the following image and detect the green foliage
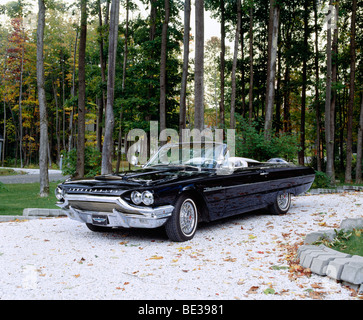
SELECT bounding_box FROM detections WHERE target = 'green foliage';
[235,115,300,161]
[311,171,332,189]
[62,147,101,178]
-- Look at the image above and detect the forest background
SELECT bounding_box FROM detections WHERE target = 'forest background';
[0,0,362,197]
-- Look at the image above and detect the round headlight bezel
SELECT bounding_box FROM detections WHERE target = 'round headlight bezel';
[55,186,64,201]
[130,190,154,206]
[142,190,154,206]
[131,191,142,205]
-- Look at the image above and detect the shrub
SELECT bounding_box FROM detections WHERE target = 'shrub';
[235,116,300,162]
[311,171,332,188]
[62,147,102,178]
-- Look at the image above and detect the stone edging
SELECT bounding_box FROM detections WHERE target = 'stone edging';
[299,218,363,294]
[309,185,363,194]
[0,208,65,222]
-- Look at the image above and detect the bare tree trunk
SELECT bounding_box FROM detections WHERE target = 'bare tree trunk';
[328,2,339,180]
[248,5,253,125]
[298,0,309,165]
[97,0,107,152]
[68,29,78,153]
[345,0,357,184]
[2,42,8,167]
[19,42,24,168]
[356,93,363,183]
[194,0,204,131]
[179,0,190,133]
[264,0,280,139]
[325,0,334,183]
[159,0,170,134]
[219,0,225,129]
[101,0,120,174]
[37,0,49,197]
[230,0,241,129]
[76,0,87,178]
[116,0,129,173]
[313,0,322,172]
[52,80,60,163]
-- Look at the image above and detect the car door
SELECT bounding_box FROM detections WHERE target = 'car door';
[222,167,271,217]
[197,173,226,221]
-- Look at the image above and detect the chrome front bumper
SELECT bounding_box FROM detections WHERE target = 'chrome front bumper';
[57,194,174,229]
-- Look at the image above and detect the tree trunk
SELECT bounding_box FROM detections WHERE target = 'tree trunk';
[76,0,87,178]
[325,0,334,183]
[37,0,49,197]
[356,93,363,183]
[179,0,190,133]
[194,0,204,132]
[159,0,170,134]
[116,0,129,173]
[248,5,253,125]
[313,0,322,172]
[101,0,120,174]
[97,0,107,153]
[298,0,309,165]
[219,0,225,129]
[230,0,241,129]
[328,2,339,180]
[68,29,78,153]
[264,0,280,139]
[345,0,357,184]
[19,41,24,168]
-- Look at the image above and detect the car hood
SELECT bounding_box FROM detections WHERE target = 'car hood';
[64,166,210,188]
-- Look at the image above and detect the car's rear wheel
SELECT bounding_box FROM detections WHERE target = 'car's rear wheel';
[269,192,291,215]
[165,195,198,242]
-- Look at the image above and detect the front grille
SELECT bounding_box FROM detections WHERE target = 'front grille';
[68,200,116,213]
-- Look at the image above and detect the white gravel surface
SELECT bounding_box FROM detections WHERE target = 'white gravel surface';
[0,193,362,300]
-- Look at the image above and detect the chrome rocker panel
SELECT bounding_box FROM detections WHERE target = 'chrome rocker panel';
[57,194,174,229]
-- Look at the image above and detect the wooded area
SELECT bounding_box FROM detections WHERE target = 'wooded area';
[0,0,363,197]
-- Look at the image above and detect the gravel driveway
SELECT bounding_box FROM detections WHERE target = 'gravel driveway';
[0,193,362,300]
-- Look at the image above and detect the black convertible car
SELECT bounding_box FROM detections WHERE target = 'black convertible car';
[56,142,315,242]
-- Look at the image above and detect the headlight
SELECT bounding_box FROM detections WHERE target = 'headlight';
[142,191,154,205]
[55,186,64,200]
[130,190,154,206]
[131,191,142,205]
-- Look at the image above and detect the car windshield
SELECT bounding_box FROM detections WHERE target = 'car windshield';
[144,142,226,169]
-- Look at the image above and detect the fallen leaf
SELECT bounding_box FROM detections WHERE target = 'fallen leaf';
[177,246,192,252]
[149,255,163,260]
[311,283,324,289]
[247,286,259,294]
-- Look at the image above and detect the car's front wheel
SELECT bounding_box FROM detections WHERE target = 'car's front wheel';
[165,195,198,242]
[269,192,291,215]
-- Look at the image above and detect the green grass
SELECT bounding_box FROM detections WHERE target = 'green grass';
[0,182,59,216]
[316,229,363,257]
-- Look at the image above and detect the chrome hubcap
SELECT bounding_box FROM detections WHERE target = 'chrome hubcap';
[180,199,197,236]
[277,193,290,210]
